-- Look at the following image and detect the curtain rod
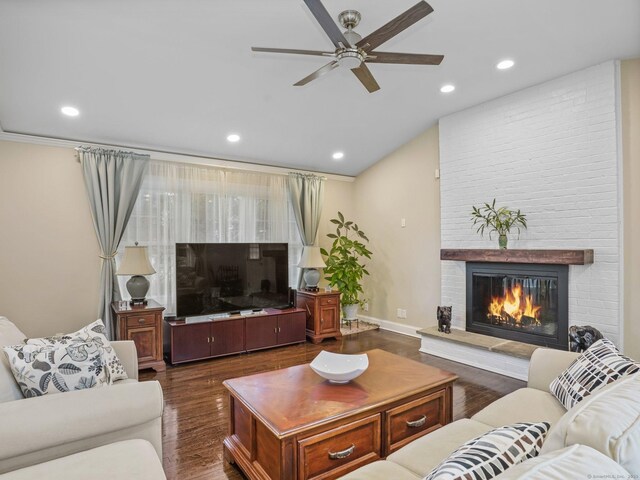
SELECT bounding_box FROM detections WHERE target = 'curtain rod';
[288,171,327,181]
[74,145,151,160]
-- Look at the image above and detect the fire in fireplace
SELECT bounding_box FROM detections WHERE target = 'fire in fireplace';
[466,263,568,350]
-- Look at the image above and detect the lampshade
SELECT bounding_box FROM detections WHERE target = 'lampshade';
[117,245,156,276]
[298,246,326,269]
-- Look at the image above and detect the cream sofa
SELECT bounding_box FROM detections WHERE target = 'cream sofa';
[341,347,638,479]
[0,317,165,478]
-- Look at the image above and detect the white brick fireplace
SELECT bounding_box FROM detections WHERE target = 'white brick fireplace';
[438,60,623,349]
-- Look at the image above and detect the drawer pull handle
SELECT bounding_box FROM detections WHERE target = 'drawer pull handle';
[328,444,355,460]
[138,318,145,324]
[406,415,427,428]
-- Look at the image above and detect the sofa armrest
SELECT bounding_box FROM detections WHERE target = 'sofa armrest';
[111,341,138,380]
[0,381,163,462]
[527,348,580,391]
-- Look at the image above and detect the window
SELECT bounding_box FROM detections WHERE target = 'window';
[118,161,302,315]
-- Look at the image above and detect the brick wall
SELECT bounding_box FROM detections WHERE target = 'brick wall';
[439,61,622,345]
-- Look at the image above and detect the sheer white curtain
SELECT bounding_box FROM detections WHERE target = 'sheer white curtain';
[118,161,302,315]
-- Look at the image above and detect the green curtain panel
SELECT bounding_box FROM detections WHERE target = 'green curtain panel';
[80,147,150,339]
[287,172,325,288]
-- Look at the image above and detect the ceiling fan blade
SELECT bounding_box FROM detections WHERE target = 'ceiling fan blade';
[251,47,334,57]
[294,60,339,86]
[351,64,381,93]
[366,51,443,65]
[356,1,434,52]
[303,0,350,48]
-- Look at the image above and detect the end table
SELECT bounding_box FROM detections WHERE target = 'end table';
[111,300,166,372]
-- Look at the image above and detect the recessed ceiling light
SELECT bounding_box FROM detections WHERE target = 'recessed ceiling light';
[61,106,79,117]
[332,151,344,160]
[497,59,515,70]
[226,134,240,143]
[440,84,455,93]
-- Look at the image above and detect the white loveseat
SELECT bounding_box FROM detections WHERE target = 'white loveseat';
[341,347,639,479]
[0,317,165,479]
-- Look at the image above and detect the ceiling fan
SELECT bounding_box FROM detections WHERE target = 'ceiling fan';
[251,0,443,93]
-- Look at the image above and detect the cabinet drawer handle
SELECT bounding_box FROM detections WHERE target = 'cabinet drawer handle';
[406,415,427,428]
[211,336,214,342]
[328,444,355,460]
[207,337,210,343]
[138,318,145,324]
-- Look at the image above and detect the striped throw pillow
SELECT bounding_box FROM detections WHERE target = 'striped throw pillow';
[424,422,550,480]
[550,338,639,410]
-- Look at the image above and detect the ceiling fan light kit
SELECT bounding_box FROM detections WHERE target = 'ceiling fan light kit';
[252,0,444,93]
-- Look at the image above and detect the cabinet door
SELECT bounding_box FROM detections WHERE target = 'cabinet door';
[210,319,245,357]
[277,312,306,345]
[245,315,278,351]
[171,323,211,363]
[296,295,315,331]
[319,305,338,334]
[128,326,157,363]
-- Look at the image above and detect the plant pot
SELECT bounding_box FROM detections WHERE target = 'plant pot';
[498,234,508,250]
[342,304,359,321]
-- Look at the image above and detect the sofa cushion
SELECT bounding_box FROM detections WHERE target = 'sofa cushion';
[0,318,27,403]
[0,439,165,480]
[338,461,420,480]
[471,388,566,428]
[541,373,640,474]
[387,419,494,476]
[3,341,109,397]
[549,338,639,409]
[494,445,630,479]
[423,422,550,480]
[26,319,127,383]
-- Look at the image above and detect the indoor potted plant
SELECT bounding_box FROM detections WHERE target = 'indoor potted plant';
[320,212,372,321]
[470,199,527,249]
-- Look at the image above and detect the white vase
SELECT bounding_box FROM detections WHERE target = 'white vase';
[342,304,359,321]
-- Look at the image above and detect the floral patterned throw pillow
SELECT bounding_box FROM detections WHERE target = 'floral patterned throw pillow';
[2,341,108,397]
[25,319,127,383]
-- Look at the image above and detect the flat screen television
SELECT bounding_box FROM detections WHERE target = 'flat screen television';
[175,243,290,318]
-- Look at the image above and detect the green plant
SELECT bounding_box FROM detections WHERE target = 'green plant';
[470,199,527,239]
[320,212,372,307]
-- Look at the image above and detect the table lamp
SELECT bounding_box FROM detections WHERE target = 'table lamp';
[117,243,156,305]
[298,246,326,292]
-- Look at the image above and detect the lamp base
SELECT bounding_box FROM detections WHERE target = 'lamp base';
[129,299,148,306]
[126,275,150,304]
[303,268,321,291]
[304,286,320,292]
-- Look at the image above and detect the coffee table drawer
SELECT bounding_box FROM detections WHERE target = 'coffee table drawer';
[385,389,447,454]
[298,414,381,480]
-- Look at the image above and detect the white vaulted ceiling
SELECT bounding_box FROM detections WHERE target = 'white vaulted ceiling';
[0,0,638,175]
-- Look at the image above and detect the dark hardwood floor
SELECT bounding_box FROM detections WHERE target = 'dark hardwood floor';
[140,329,525,480]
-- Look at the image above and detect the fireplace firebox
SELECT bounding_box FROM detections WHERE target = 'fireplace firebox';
[466,263,568,350]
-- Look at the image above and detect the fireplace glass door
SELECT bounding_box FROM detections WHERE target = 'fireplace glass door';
[466,263,568,349]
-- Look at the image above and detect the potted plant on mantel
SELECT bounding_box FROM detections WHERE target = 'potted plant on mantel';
[470,199,527,249]
[321,212,372,321]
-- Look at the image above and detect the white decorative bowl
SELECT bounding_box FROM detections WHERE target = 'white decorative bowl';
[310,351,369,384]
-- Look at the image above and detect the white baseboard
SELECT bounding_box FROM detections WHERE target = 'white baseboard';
[358,315,422,338]
[419,335,529,381]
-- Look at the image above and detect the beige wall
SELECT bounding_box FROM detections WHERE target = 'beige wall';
[0,141,101,337]
[353,124,441,329]
[622,58,640,359]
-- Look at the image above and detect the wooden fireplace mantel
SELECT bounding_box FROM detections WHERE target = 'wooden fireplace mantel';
[440,249,594,265]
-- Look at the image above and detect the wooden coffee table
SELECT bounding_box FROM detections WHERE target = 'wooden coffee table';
[223,349,457,480]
